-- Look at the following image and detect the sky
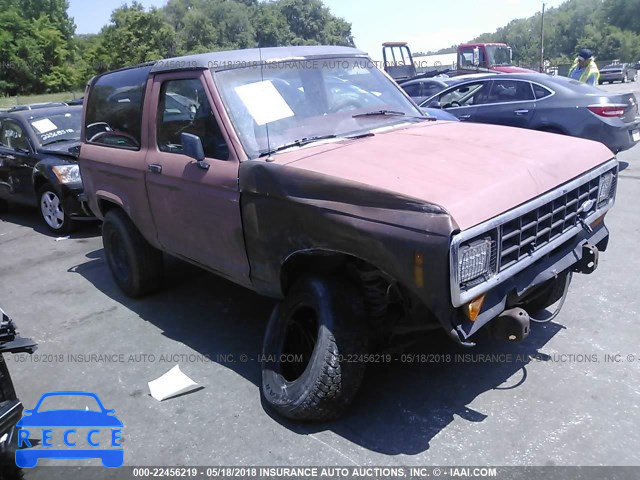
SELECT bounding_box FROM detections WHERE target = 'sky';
[68,0,567,60]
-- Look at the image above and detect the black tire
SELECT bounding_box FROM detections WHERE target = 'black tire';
[102,209,163,297]
[38,185,75,234]
[522,271,572,313]
[0,198,8,213]
[262,274,369,421]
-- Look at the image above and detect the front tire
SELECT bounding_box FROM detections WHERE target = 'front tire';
[261,275,369,421]
[0,198,8,213]
[102,209,163,297]
[38,185,75,234]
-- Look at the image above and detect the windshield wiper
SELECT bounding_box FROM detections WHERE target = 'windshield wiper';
[42,138,76,146]
[259,135,337,157]
[352,109,406,118]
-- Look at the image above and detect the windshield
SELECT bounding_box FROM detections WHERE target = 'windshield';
[214,57,423,158]
[29,110,81,146]
[486,46,512,66]
[36,394,102,412]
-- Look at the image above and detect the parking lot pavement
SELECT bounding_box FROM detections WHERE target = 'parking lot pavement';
[1,81,640,469]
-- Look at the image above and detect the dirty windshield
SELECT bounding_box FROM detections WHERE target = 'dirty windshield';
[214,57,424,158]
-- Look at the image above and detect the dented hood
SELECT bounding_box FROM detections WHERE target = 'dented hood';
[271,121,614,230]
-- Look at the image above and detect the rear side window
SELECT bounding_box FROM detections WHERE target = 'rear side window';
[533,84,553,100]
[84,65,152,150]
[488,80,534,102]
[402,83,420,97]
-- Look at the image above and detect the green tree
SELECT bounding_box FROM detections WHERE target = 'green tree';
[90,2,176,71]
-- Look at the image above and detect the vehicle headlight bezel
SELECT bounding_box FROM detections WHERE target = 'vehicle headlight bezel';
[457,236,495,286]
[597,171,615,207]
[51,164,81,184]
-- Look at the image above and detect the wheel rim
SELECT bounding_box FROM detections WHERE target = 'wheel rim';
[107,229,130,282]
[40,190,65,230]
[280,306,318,382]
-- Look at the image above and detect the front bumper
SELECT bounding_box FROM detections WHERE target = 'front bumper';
[456,222,608,339]
[58,183,94,219]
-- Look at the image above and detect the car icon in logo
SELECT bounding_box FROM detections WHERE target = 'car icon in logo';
[15,391,123,468]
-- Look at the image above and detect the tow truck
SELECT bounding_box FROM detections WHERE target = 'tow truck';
[382,41,534,82]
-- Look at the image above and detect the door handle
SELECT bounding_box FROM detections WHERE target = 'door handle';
[514,109,529,115]
[148,164,162,174]
[459,114,471,120]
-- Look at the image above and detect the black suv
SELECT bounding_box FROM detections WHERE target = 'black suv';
[0,105,93,233]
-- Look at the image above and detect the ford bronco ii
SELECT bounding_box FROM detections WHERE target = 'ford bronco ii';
[78,46,618,421]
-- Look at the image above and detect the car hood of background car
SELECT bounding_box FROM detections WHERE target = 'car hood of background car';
[39,140,81,159]
[271,121,614,230]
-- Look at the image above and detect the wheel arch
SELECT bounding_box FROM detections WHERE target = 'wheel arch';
[280,249,387,295]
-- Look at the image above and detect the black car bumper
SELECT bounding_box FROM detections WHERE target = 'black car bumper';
[58,183,94,219]
[588,116,640,154]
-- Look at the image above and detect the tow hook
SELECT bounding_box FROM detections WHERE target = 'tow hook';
[572,243,599,274]
[488,308,530,342]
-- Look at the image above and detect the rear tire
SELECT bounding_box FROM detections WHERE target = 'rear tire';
[0,198,8,213]
[102,209,163,297]
[261,274,369,421]
[38,185,75,234]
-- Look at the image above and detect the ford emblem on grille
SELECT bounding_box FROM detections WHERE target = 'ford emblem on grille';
[580,199,595,215]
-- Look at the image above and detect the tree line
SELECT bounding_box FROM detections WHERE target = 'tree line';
[431,0,640,67]
[0,0,353,96]
[3,0,640,96]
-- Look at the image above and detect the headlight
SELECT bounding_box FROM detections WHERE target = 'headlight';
[52,165,81,184]
[597,171,614,207]
[458,238,493,284]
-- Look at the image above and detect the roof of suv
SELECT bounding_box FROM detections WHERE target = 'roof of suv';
[150,46,367,73]
[2,105,82,120]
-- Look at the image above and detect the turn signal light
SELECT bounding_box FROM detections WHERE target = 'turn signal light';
[465,295,485,322]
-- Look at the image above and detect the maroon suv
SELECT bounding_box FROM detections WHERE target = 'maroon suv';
[79,46,618,421]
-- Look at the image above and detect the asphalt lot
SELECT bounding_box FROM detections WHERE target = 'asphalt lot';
[1,81,640,470]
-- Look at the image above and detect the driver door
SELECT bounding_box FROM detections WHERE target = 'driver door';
[144,71,250,284]
[0,119,36,205]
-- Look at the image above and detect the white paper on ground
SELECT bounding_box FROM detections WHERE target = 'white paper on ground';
[148,365,199,401]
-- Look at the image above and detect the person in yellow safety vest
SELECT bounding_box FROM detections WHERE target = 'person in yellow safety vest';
[568,48,600,86]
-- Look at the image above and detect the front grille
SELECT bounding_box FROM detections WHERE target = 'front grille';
[450,160,619,307]
[499,176,600,270]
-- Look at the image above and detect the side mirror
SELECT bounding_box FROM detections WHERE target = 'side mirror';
[473,47,480,67]
[425,100,440,109]
[180,132,209,170]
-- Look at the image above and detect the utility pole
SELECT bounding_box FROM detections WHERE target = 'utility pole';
[540,2,546,72]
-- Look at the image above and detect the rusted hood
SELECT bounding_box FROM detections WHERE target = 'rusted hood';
[272,122,614,230]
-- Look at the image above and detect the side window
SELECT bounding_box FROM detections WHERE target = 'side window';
[423,83,444,98]
[439,82,488,108]
[157,78,229,160]
[402,83,419,97]
[0,120,29,151]
[533,84,552,100]
[84,65,152,150]
[487,80,534,103]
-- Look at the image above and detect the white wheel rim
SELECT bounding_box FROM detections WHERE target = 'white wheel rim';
[40,191,65,229]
